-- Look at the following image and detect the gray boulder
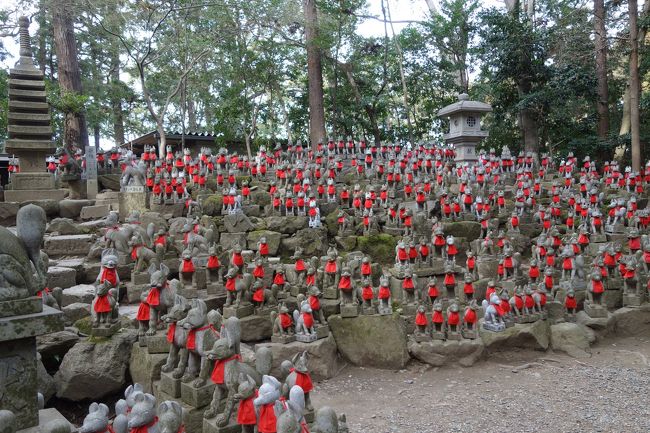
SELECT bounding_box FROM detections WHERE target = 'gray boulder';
[328,314,409,369]
[48,218,82,238]
[240,314,273,342]
[223,213,255,233]
[61,303,91,325]
[0,202,19,225]
[59,200,93,219]
[611,305,650,336]
[246,230,282,256]
[479,319,551,351]
[265,216,307,235]
[408,338,484,367]
[54,329,137,401]
[129,341,167,394]
[442,221,482,241]
[37,354,56,403]
[281,228,327,257]
[255,334,339,381]
[550,322,591,358]
[61,284,96,306]
[37,330,80,359]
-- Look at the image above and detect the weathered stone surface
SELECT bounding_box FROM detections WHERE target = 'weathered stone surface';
[59,199,93,219]
[54,329,137,401]
[550,322,591,358]
[240,314,273,342]
[223,213,254,233]
[37,354,56,403]
[44,234,94,256]
[61,302,90,325]
[141,211,168,231]
[576,310,615,336]
[37,330,79,358]
[408,337,484,367]
[265,216,307,234]
[442,221,482,241]
[46,266,77,289]
[61,284,95,306]
[356,234,397,263]
[247,230,282,256]
[328,314,409,369]
[0,202,19,226]
[220,232,248,250]
[255,334,339,380]
[479,320,551,351]
[80,204,110,220]
[47,218,88,235]
[280,227,327,257]
[611,305,650,336]
[129,340,167,394]
[20,199,60,217]
[201,194,223,216]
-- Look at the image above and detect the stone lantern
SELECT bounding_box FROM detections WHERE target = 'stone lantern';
[437,93,492,164]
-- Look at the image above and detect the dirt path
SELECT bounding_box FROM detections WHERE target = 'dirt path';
[311,333,650,433]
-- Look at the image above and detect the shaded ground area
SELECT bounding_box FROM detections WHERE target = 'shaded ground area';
[312,333,650,433]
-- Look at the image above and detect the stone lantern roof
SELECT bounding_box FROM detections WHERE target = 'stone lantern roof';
[437,93,493,118]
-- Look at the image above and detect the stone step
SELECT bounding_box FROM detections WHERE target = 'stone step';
[80,204,111,220]
[9,67,44,78]
[61,284,95,306]
[95,191,120,200]
[44,234,94,257]
[47,266,77,289]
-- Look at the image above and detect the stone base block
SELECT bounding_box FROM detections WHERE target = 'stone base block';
[482,322,506,332]
[159,371,182,397]
[401,304,417,317]
[378,305,393,315]
[414,333,432,342]
[461,329,478,339]
[447,331,462,341]
[431,330,446,340]
[271,334,295,344]
[323,287,338,300]
[0,296,42,318]
[361,305,377,315]
[207,283,225,297]
[202,418,241,433]
[91,321,121,338]
[295,333,318,343]
[315,324,330,339]
[17,408,76,433]
[181,381,215,408]
[584,302,608,318]
[223,303,254,319]
[178,285,199,299]
[145,333,170,354]
[340,304,360,318]
[623,293,643,307]
[131,271,150,286]
[5,189,66,202]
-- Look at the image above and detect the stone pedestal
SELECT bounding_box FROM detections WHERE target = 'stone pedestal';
[413,333,432,343]
[119,187,150,222]
[623,293,643,307]
[295,333,318,343]
[131,271,150,286]
[223,303,254,319]
[145,332,170,354]
[90,321,121,338]
[271,334,295,344]
[0,300,64,431]
[340,304,360,318]
[159,371,182,398]
[315,324,330,339]
[584,302,608,318]
[202,418,242,433]
[181,381,215,408]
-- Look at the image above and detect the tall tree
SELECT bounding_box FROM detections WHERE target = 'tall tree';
[629,0,641,171]
[303,0,326,148]
[51,0,89,150]
[594,0,609,138]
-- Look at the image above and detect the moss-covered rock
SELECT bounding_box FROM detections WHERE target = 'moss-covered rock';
[202,194,223,216]
[442,221,482,241]
[74,316,92,335]
[357,234,397,264]
[324,210,340,238]
[247,230,282,255]
[328,314,409,369]
[251,190,271,207]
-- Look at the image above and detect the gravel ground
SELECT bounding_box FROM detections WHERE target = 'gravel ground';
[311,334,650,433]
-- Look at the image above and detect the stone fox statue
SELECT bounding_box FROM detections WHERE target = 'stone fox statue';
[204,317,273,425]
[160,295,190,378]
[78,402,111,433]
[0,204,47,301]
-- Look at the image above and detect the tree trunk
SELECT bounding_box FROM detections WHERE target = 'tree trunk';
[303,0,327,149]
[110,46,125,146]
[629,0,641,171]
[187,99,197,131]
[518,80,539,154]
[51,0,89,151]
[94,124,100,148]
[157,120,166,156]
[594,0,609,138]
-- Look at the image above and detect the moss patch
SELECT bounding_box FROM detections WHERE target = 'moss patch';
[357,234,397,264]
